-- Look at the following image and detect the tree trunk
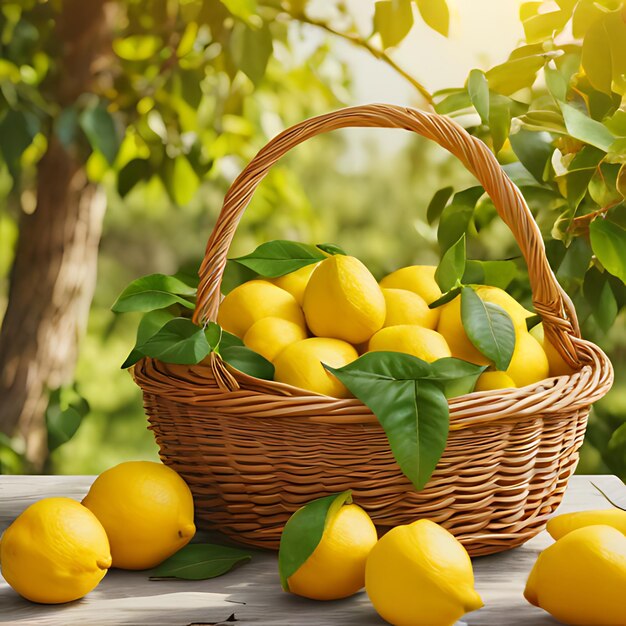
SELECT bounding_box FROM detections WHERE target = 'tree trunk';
[0,0,110,470]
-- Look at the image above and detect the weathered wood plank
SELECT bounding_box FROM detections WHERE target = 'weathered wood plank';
[0,475,624,625]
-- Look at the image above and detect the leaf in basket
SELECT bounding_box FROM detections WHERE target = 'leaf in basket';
[463,259,518,290]
[150,544,252,581]
[278,490,352,591]
[461,287,515,371]
[229,240,327,277]
[435,234,466,293]
[220,345,275,380]
[112,273,197,313]
[121,309,176,368]
[326,352,450,491]
[437,186,484,253]
[316,242,347,256]
[428,285,462,310]
[426,186,454,225]
[218,329,244,351]
[428,358,487,399]
[136,318,210,365]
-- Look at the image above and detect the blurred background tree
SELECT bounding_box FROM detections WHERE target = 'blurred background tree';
[0,0,624,480]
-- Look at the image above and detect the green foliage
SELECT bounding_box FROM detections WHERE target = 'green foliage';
[45,386,90,452]
[435,234,466,292]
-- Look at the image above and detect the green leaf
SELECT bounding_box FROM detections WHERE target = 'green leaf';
[122,310,176,369]
[545,65,568,101]
[428,358,487,398]
[278,491,352,590]
[220,345,275,380]
[118,158,152,198]
[328,353,450,491]
[437,187,483,252]
[55,107,79,147]
[218,330,244,351]
[416,0,450,37]
[316,242,346,256]
[582,14,613,95]
[558,101,615,151]
[428,285,463,309]
[522,9,570,43]
[0,109,36,175]
[205,322,222,351]
[426,186,454,225]
[112,274,197,313]
[230,240,326,277]
[460,287,515,370]
[164,156,200,206]
[79,101,121,165]
[463,260,518,290]
[583,267,618,333]
[219,0,258,24]
[589,219,626,283]
[374,0,413,48]
[486,55,544,95]
[489,93,512,154]
[508,130,553,183]
[113,35,161,61]
[517,110,568,134]
[45,386,90,452]
[231,22,272,86]
[467,69,490,124]
[138,318,210,365]
[435,234,466,292]
[150,544,251,581]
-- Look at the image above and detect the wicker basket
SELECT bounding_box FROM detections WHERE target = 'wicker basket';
[134,104,613,556]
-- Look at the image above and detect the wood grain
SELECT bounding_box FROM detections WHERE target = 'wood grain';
[1,474,624,625]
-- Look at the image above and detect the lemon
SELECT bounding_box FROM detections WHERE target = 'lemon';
[547,509,626,540]
[530,322,576,377]
[287,503,378,600]
[505,330,549,387]
[380,265,442,305]
[474,285,534,329]
[273,337,358,398]
[368,325,451,363]
[524,525,626,625]
[270,263,320,306]
[474,371,517,392]
[303,255,385,344]
[382,288,438,329]
[243,316,307,362]
[217,280,305,338]
[82,461,196,570]
[0,497,111,604]
[366,519,483,626]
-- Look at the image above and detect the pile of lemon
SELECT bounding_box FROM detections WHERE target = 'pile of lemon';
[218,254,571,396]
[0,461,195,604]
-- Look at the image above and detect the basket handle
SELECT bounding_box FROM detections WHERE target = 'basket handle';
[193,104,581,365]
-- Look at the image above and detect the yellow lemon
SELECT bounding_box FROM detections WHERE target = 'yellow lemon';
[474,371,517,392]
[243,316,307,362]
[368,325,451,363]
[366,519,483,626]
[474,285,534,330]
[217,280,304,338]
[270,263,320,306]
[547,509,626,540]
[82,461,195,570]
[382,288,438,329]
[0,497,111,604]
[303,255,385,344]
[530,322,576,377]
[286,503,378,600]
[505,330,549,387]
[524,525,626,625]
[380,265,442,305]
[273,337,357,397]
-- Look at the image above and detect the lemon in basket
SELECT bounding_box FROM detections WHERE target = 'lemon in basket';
[217,280,305,338]
[379,265,442,306]
[303,255,385,344]
[273,337,358,397]
[270,262,321,306]
[366,519,483,626]
[0,497,111,603]
[474,371,517,392]
[368,325,451,363]
[82,461,195,570]
[505,331,549,387]
[530,322,575,377]
[381,288,438,329]
[524,525,626,625]
[243,317,307,362]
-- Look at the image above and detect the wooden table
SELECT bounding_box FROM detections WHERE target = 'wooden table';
[1,475,624,625]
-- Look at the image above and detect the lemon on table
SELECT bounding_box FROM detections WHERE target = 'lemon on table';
[82,461,195,570]
[217,280,305,338]
[504,330,549,387]
[524,525,626,625]
[366,519,483,626]
[530,322,576,377]
[381,288,438,329]
[0,497,111,604]
[284,503,378,600]
[303,255,385,344]
[243,316,307,362]
[368,325,451,363]
[270,263,321,306]
[380,265,442,305]
[273,337,358,397]
[474,371,517,392]
[547,509,626,539]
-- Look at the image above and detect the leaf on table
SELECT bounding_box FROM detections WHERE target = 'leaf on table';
[150,544,252,580]
[230,240,327,277]
[460,287,516,370]
[278,491,352,590]
[112,274,197,313]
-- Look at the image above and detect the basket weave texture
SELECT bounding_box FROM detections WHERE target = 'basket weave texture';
[134,104,613,556]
